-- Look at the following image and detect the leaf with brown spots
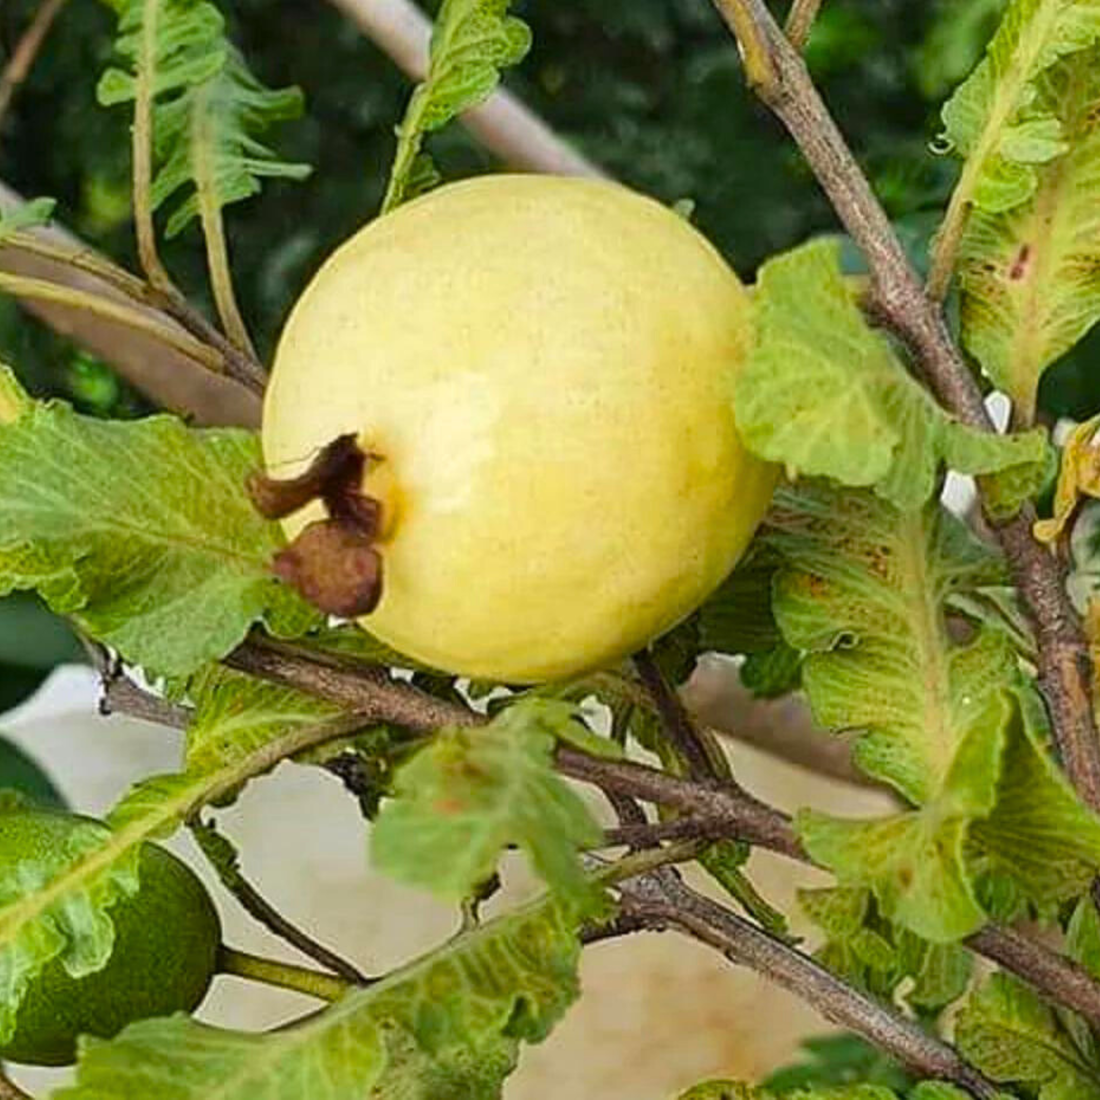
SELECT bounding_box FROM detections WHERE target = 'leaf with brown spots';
[959,48,1100,421]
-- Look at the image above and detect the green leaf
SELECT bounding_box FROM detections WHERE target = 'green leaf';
[383,0,532,211]
[700,841,791,942]
[763,1032,911,1094]
[0,736,66,809]
[98,1,310,236]
[968,694,1100,909]
[0,364,31,426]
[185,666,341,775]
[768,484,1007,805]
[0,198,56,244]
[737,240,1047,511]
[58,894,582,1100]
[941,0,1100,216]
[956,973,1100,1098]
[371,698,602,909]
[675,1084,763,1100]
[0,401,318,677]
[699,548,784,656]
[741,642,803,699]
[958,47,1100,418]
[151,49,311,238]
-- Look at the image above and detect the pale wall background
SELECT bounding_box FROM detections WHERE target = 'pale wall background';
[3,664,889,1098]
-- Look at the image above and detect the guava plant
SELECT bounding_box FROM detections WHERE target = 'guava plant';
[0,0,1099,1097]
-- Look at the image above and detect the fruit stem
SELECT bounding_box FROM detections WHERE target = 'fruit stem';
[216,945,358,1003]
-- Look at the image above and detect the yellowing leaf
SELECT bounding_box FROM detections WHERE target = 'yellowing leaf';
[1035,414,1100,544]
[959,49,1100,419]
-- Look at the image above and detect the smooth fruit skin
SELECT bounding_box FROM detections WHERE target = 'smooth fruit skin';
[264,175,777,682]
[0,810,221,1066]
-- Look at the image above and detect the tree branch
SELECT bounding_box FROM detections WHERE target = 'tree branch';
[0,181,261,426]
[708,0,1100,816]
[619,874,1001,1099]
[0,0,69,128]
[223,633,480,732]
[0,1070,32,1100]
[326,0,605,180]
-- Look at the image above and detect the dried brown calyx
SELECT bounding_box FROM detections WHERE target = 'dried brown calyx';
[247,434,385,617]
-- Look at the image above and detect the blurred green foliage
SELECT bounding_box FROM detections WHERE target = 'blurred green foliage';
[2,0,1001,398]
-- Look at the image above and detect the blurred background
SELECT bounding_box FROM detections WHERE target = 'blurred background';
[0,0,1084,1094]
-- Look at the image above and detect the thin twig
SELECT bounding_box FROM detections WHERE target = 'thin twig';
[3,226,266,395]
[784,0,823,51]
[216,945,354,1003]
[0,271,224,372]
[0,0,69,128]
[709,0,1100,816]
[0,181,260,426]
[620,874,1000,1099]
[634,650,722,782]
[191,817,370,984]
[327,0,605,179]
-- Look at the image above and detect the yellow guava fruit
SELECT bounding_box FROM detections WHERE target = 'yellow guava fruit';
[262,175,776,682]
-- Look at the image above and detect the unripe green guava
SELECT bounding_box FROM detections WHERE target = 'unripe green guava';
[0,809,221,1066]
[263,175,777,682]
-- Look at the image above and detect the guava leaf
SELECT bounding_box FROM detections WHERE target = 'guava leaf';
[57,895,582,1100]
[149,49,311,238]
[768,484,1007,805]
[698,548,784,656]
[956,973,1100,1098]
[371,698,602,909]
[941,0,1100,216]
[185,666,341,774]
[0,664,358,1042]
[766,483,1097,940]
[0,197,56,244]
[958,47,1100,418]
[98,0,309,236]
[0,396,318,677]
[968,695,1100,909]
[383,0,532,211]
[737,240,1048,512]
[1067,500,1100,614]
